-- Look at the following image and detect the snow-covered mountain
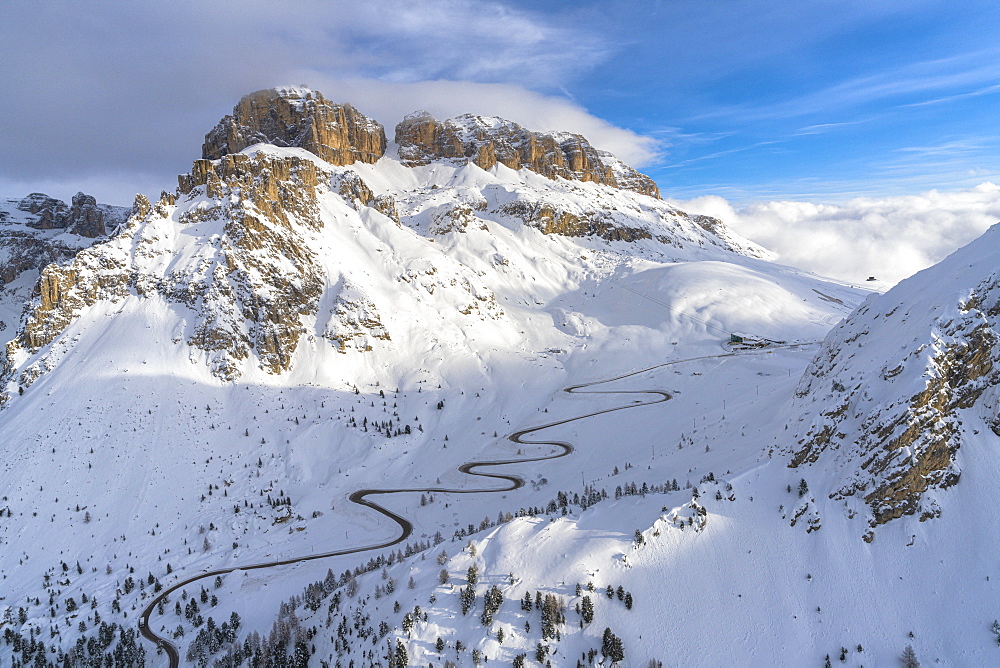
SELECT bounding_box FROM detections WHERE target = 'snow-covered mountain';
[4,86,996,667]
[0,192,130,339]
[787,223,1000,539]
[1,87,776,396]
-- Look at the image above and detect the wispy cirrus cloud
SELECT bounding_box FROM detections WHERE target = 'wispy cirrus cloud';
[899,82,1000,108]
[685,49,1000,125]
[793,119,871,136]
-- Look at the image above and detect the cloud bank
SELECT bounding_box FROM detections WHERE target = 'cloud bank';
[672,182,1000,285]
[0,0,652,205]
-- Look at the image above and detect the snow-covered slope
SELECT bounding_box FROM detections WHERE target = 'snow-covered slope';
[0,88,896,667]
[787,223,1000,539]
[226,224,1000,668]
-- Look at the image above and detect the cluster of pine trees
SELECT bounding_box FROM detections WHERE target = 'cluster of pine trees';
[1,621,145,667]
[184,612,242,665]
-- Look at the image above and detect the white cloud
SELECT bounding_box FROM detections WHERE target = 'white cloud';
[671,183,1000,285]
[0,0,655,204]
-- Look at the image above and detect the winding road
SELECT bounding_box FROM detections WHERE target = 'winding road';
[139,348,782,665]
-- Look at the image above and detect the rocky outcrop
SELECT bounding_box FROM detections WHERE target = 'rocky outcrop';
[596,151,660,198]
[201,88,658,198]
[0,193,129,290]
[0,234,82,287]
[203,87,387,166]
[395,112,659,198]
[13,152,331,381]
[9,191,124,237]
[15,193,68,229]
[787,229,1000,538]
[498,201,652,242]
[334,171,400,224]
[322,280,390,352]
[66,192,106,237]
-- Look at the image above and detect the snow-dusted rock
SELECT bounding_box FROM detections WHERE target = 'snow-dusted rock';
[203,87,387,166]
[788,223,1000,536]
[395,110,659,197]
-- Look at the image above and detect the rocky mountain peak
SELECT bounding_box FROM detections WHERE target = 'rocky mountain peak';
[394,111,660,198]
[9,191,117,238]
[203,87,387,166]
[16,193,68,227]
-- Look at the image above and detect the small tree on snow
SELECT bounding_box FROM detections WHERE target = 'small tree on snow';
[900,644,920,668]
[580,595,594,623]
[601,627,625,665]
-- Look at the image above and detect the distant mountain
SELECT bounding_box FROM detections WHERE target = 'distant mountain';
[0,191,130,283]
[0,192,130,339]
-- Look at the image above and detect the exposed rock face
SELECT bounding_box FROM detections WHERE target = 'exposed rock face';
[395,112,660,198]
[0,234,81,287]
[14,152,330,381]
[16,193,68,229]
[0,193,129,290]
[322,280,391,352]
[66,192,106,237]
[498,201,652,242]
[787,227,1000,538]
[334,171,400,224]
[10,191,121,238]
[203,87,387,166]
[595,150,660,199]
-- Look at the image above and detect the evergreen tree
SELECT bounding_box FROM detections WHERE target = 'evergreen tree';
[460,586,476,615]
[581,595,594,623]
[394,639,408,667]
[900,645,920,668]
[601,628,625,665]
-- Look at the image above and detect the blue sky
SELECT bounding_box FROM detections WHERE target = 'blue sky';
[1,0,997,205]
[531,1,1000,200]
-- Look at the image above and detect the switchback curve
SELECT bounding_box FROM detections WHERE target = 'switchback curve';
[139,347,794,665]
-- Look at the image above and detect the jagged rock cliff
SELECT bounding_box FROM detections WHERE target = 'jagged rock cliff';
[787,223,1000,539]
[3,191,126,238]
[1,88,768,396]
[203,87,387,166]
[13,152,331,382]
[203,87,660,200]
[0,193,129,288]
[394,111,660,198]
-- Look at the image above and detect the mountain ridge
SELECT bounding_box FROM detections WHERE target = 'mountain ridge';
[787,222,1000,539]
